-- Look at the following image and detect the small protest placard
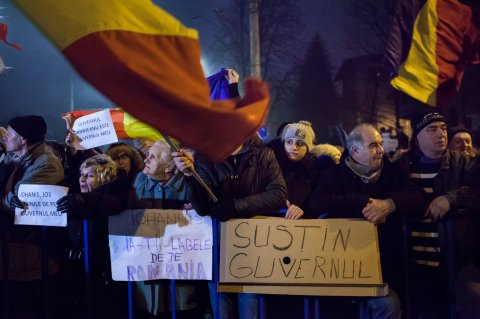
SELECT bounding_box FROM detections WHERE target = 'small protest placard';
[108,209,213,281]
[72,109,118,150]
[14,184,69,227]
[220,218,382,285]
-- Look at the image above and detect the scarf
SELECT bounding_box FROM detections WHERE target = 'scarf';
[345,156,383,184]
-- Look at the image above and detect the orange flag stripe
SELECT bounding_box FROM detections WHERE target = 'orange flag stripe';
[14,1,270,161]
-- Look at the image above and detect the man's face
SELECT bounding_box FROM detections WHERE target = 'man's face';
[416,121,447,158]
[449,132,473,157]
[4,126,25,154]
[143,143,172,179]
[352,127,384,170]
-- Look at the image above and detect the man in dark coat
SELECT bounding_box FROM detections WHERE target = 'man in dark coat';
[173,136,287,319]
[0,115,64,318]
[308,123,425,319]
[396,111,475,319]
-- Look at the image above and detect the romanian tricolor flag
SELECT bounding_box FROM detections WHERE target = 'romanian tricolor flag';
[65,108,164,142]
[384,0,480,107]
[14,0,269,162]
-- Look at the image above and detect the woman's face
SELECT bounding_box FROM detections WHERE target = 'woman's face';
[113,152,132,175]
[284,138,307,162]
[79,166,100,193]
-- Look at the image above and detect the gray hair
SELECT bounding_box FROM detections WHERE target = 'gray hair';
[346,123,377,154]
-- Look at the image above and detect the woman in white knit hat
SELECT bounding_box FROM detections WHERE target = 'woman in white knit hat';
[267,120,334,219]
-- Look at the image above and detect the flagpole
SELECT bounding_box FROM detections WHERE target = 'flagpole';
[163,135,218,203]
[249,0,261,78]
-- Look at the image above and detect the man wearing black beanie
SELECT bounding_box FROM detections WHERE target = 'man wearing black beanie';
[0,114,64,316]
[396,110,478,319]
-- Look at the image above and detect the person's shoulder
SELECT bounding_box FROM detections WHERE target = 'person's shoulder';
[447,149,470,166]
[133,171,148,187]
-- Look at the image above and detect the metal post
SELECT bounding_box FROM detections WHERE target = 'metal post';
[41,227,49,319]
[249,0,261,78]
[213,219,220,318]
[83,219,93,319]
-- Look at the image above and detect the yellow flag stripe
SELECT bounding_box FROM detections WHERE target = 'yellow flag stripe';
[13,0,198,50]
[123,111,165,142]
[391,0,439,106]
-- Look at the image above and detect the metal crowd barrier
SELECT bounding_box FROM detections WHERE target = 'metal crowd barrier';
[7,209,467,319]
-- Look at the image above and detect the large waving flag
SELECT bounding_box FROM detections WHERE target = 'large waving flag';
[14,0,269,162]
[65,109,165,142]
[384,0,480,107]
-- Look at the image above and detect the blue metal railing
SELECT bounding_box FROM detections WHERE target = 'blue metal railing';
[5,209,470,319]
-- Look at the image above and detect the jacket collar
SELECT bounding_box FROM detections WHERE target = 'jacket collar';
[145,173,184,192]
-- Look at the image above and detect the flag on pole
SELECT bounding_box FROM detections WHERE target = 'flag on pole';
[65,109,165,142]
[0,22,21,49]
[384,0,480,107]
[14,0,269,161]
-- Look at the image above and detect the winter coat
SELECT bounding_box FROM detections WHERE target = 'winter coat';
[188,138,288,219]
[267,138,333,216]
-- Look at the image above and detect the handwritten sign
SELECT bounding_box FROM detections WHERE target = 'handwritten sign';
[220,218,382,285]
[14,184,69,227]
[72,109,118,150]
[108,209,213,281]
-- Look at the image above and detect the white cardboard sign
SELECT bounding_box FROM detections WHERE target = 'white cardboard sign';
[108,209,213,281]
[72,109,118,150]
[14,184,69,227]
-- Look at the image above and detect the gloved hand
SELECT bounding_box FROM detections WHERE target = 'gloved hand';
[9,195,26,210]
[210,198,237,222]
[56,193,86,215]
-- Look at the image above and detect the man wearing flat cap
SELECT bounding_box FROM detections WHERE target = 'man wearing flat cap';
[0,115,64,315]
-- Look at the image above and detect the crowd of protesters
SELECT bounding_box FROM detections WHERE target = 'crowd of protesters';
[1,74,480,319]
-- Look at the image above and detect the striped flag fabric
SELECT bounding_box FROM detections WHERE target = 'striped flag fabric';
[14,0,269,162]
[384,0,480,107]
[65,109,165,142]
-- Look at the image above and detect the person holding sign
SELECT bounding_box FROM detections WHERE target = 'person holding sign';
[56,154,128,318]
[128,141,208,318]
[0,115,64,317]
[173,135,287,319]
[267,120,334,219]
[308,124,425,319]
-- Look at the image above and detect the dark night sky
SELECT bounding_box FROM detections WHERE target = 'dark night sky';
[0,0,351,141]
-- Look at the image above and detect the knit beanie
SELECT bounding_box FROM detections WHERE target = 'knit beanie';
[410,111,445,139]
[8,115,47,144]
[448,126,472,144]
[281,121,315,150]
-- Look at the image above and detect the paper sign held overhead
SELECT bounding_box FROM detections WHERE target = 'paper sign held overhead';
[72,109,118,150]
[15,184,69,227]
[108,209,213,281]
